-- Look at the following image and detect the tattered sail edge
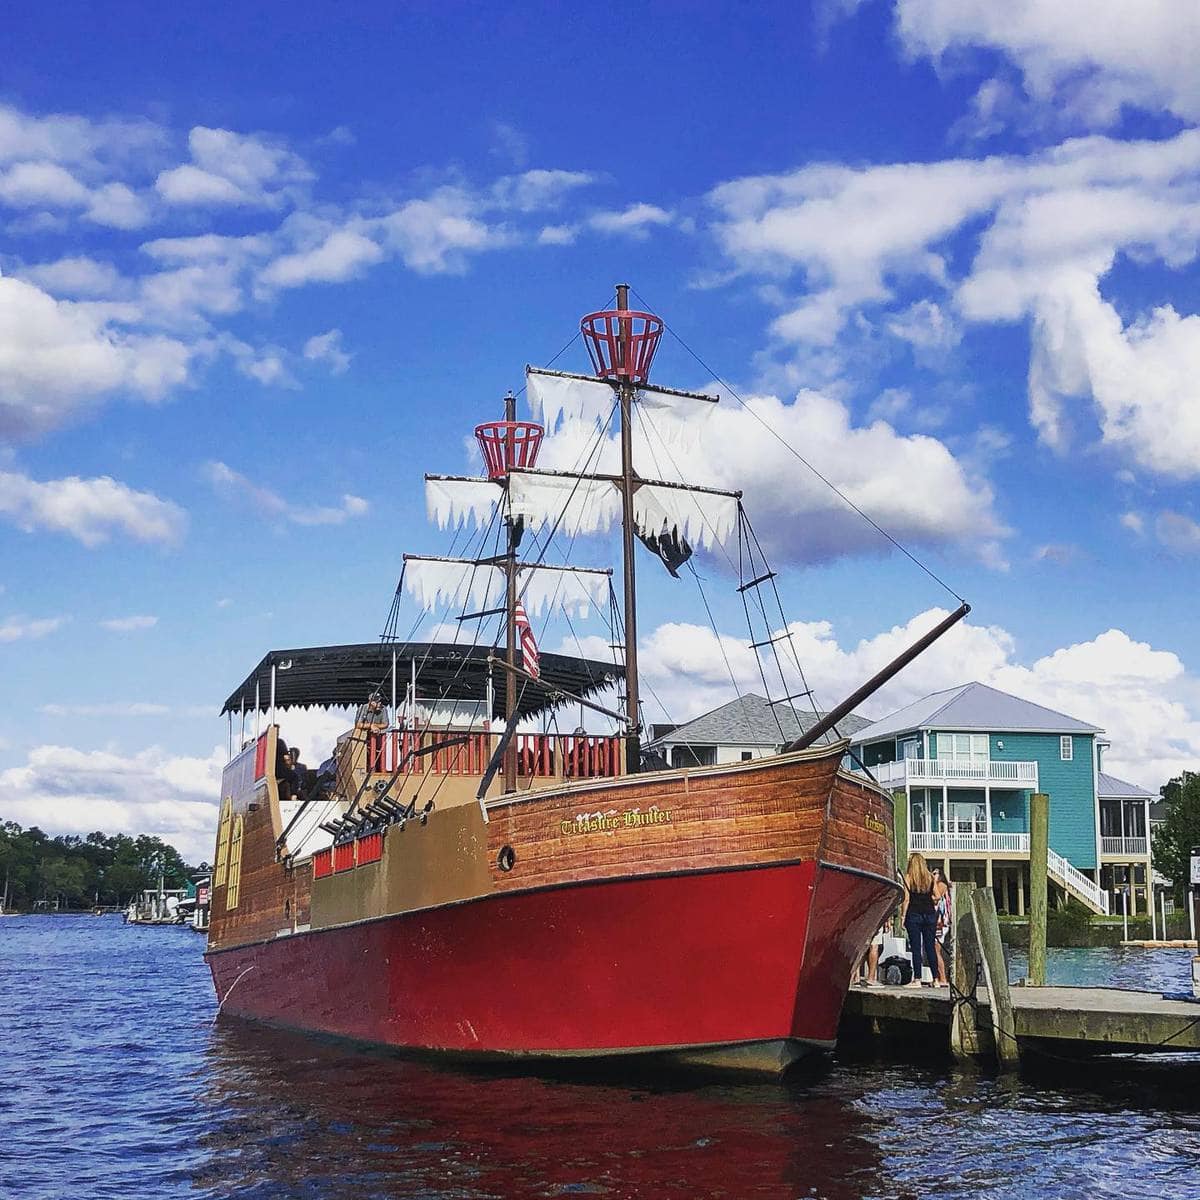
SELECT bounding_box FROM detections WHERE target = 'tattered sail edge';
[507,470,620,537]
[425,476,498,531]
[404,555,608,619]
[632,484,737,550]
[526,368,616,432]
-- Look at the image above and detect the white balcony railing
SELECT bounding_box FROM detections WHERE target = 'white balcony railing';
[910,831,1030,854]
[865,757,1038,789]
[1101,836,1149,857]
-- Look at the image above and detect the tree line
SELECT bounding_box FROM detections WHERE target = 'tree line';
[1152,771,1200,901]
[0,822,199,911]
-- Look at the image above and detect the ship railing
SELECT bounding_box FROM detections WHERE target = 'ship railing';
[366,729,622,781]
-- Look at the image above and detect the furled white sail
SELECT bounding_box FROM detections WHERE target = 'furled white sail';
[635,387,714,453]
[404,556,607,619]
[632,484,738,550]
[527,370,616,431]
[404,558,502,614]
[425,476,499,530]
[518,566,608,619]
[508,470,621,536]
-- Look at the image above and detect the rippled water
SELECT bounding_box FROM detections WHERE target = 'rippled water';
[5,915,1200,1199]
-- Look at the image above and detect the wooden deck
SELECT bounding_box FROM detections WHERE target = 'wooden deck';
[842,981,1200,1054]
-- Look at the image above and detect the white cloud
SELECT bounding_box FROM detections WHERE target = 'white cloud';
[891,0,1200,128]
[0,743,224,863]
[0,615,66,643]
[707,128,1200,477]
[0,469,186,546]
[0,274,191,437]
[155,126,311,209]
[85,181,150,229]
[258,225,384,290]
[0,104,164,169]
[589,202,674,237]
[40,701,170,716]
[205,460,369,526]
[1155,510,1200,554]
[640,606,1200,790]
[0,161,90,207]
[303,328,351,373]
[1120,511,1145,535]
[538,223,577,246]
[492,168,595,212]
[377,192,505,274]
[885,299,960,354]
[19,256,126,298]
[99,614,158,632]
[536,386,1006,568]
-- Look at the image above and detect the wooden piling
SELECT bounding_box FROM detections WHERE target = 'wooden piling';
[971,887,1020,1069]
[949,881,983,1062]
[1029,791,1049,987]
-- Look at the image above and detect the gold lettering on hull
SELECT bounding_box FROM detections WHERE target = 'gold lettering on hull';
[865,814,888,836]
[559,807,673,837]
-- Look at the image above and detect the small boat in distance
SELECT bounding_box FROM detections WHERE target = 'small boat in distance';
[204,286,967,1075]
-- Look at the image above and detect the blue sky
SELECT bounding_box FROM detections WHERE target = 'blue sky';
[4,1,1200,860]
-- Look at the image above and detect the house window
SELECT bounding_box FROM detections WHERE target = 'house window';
[937,733,988,765]
[1060,735,1073,761]
[740,751,753,762]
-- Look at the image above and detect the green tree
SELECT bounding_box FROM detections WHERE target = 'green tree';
[1152,771,1200,900]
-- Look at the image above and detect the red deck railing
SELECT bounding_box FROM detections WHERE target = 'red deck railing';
[366,730,621,780]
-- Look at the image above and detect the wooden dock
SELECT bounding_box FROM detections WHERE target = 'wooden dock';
[842,981,1200,1057]
[842,879,1200,1066]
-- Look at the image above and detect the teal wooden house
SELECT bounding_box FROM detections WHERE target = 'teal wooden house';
[850,682,1156,919]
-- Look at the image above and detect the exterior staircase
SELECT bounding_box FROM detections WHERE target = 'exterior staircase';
[1047,848,1109,914]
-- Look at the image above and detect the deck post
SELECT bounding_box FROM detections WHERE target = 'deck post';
[950,881,984,1062]
[1029,791,1049,987]
[971,887,1020,1069]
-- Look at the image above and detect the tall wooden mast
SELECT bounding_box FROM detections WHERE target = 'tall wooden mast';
[503,389,519,793]
[614,284,642,772]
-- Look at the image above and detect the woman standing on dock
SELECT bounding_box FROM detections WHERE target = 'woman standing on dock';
[901,853,938,987]
[932,867,951,987]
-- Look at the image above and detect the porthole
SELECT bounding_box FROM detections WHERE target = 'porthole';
[498,845,516,872]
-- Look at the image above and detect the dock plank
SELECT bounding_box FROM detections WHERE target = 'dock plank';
[842,982,1200,1053]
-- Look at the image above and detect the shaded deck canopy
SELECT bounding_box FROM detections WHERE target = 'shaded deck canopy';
[220,641,622,721]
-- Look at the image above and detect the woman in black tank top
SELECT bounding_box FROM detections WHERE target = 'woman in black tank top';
[901,852,938,985]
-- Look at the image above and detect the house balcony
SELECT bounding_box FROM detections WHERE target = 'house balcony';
[909,831,1030,855]
[866,757,1039,790]
[1101,836,1149,857]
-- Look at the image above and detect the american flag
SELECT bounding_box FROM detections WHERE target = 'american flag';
[514,600,540,679]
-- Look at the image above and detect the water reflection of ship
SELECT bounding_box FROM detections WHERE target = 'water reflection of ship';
[205,285,969,1075]
[198,1022,886,1200]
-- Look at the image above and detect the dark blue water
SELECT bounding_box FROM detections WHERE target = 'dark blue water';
[5,915,1200,1200]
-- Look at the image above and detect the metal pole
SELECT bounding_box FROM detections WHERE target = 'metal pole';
[1151,880,1158,940]
[391,649,397,727]
[227,711,232,759]
[1122,887,1129,942]
[615,283,640,773]
[785,602,971,752]
[254,679,260,737]
[240,698,245,744]
[1191,883,1197,943]
[503,390,519,793]
[1029,790,1049,986]
[269,662,277,728]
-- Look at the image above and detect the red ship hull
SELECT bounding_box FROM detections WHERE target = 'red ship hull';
[208,858,892,1071]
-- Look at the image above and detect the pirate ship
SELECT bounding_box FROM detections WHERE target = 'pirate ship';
[205,286,967,1075]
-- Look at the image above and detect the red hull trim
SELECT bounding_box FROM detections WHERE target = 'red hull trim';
[207,860,896,1066]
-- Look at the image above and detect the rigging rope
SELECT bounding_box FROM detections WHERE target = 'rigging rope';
[629,285,967,606]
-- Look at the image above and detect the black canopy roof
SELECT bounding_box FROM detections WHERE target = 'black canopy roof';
[220,641,622,720]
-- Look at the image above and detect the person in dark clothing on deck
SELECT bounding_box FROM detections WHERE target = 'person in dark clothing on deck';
[900,852,938,987]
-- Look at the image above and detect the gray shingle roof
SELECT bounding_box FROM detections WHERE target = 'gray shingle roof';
[850,681,1103,743]
[1098,771,1156,800]
[645,693,869,749]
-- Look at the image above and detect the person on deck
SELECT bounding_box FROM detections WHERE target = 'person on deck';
[355,694,388,729]
[900,852,938,987]
[932,866,952,987]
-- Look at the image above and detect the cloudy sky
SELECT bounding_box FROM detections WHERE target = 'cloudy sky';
[4,1,1200,861]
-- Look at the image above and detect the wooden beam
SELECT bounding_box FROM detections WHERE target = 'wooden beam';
[971,887,1021,1069]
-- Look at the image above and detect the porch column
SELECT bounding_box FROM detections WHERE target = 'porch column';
[984,784,993,887]
[1017,868,1025,916]
[943,783,950,879]
[905,782,911,859]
